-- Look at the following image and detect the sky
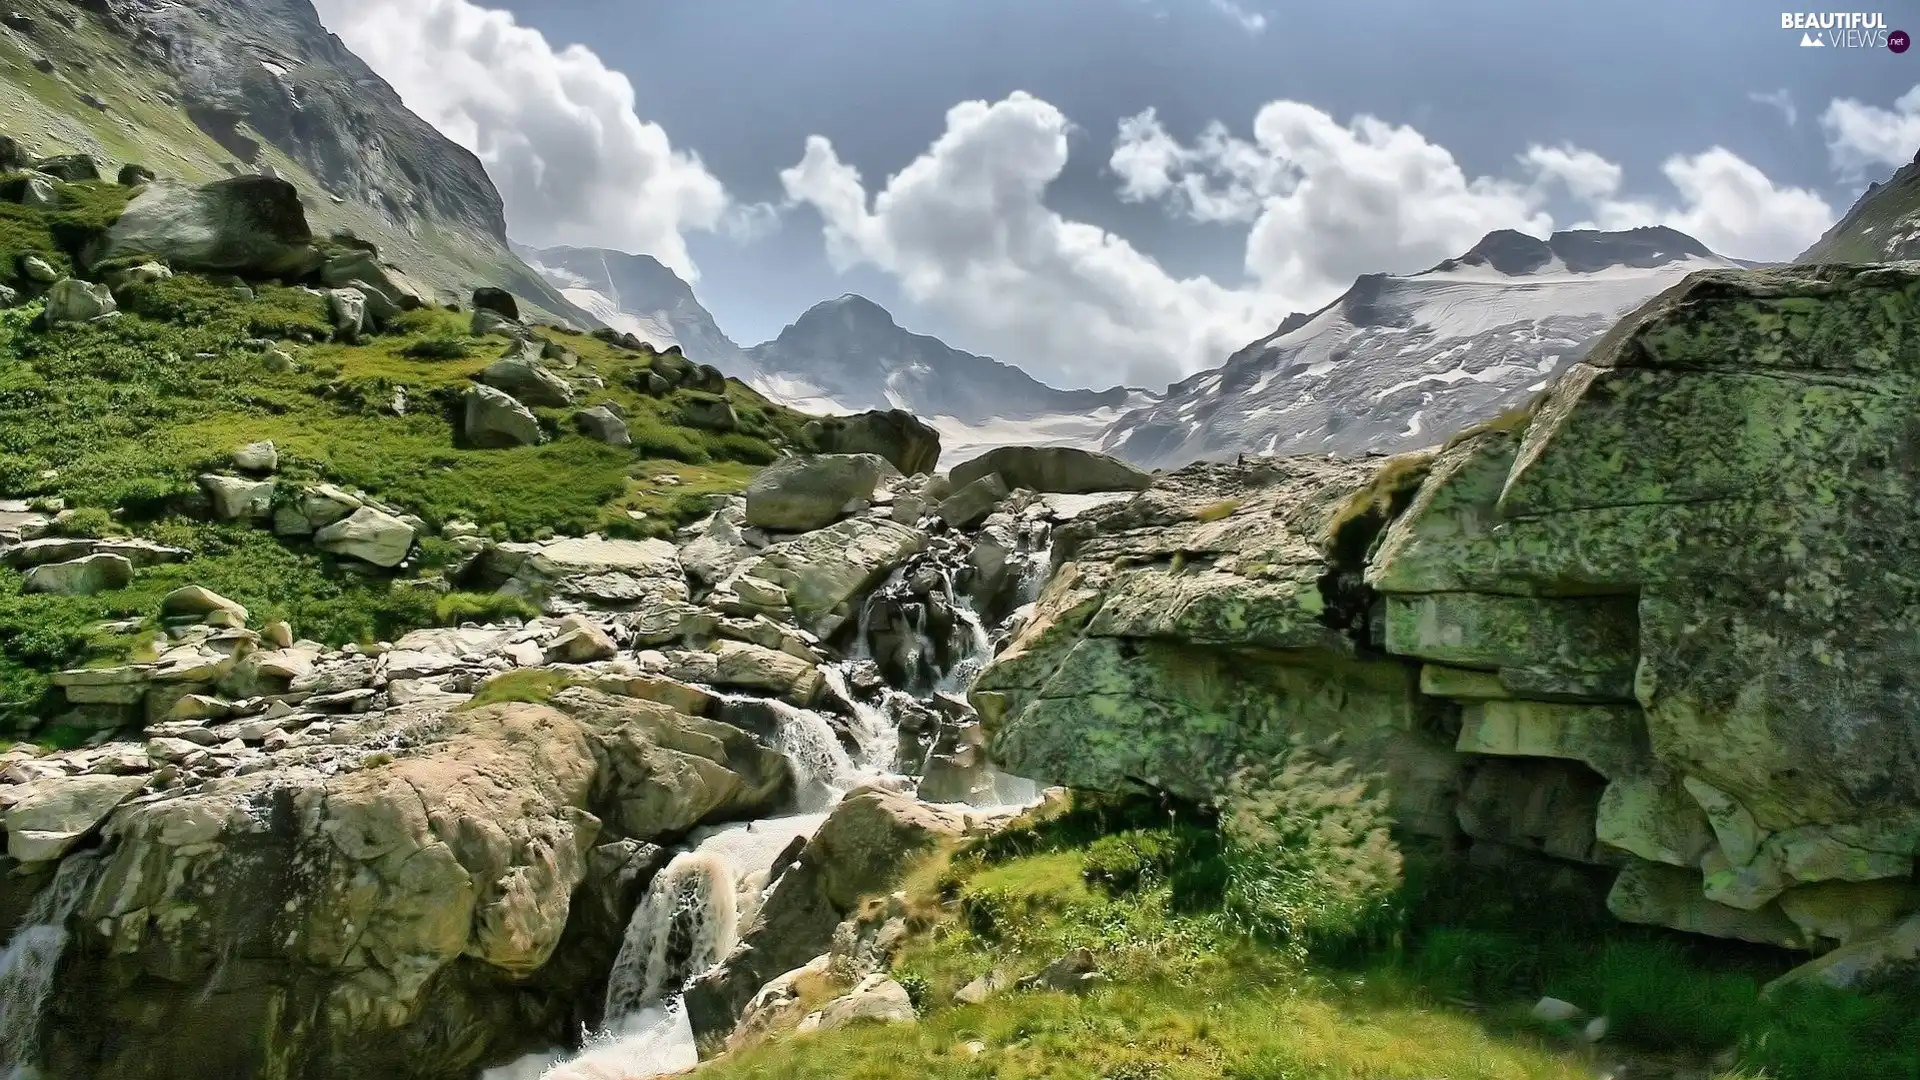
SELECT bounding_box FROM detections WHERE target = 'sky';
[308,0,1920,392]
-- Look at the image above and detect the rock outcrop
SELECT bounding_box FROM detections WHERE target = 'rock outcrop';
[976,264,1920,955]
[92,176,323,280]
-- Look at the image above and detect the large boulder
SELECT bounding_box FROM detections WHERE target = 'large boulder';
[714,515,926,638]
[745,454,896,533]
[314,507,417,568]
[949,445,1153,495]
[5,774,147,863]
[680,392,739,432]
[683,787,967,1039]
[803,409,941,475]
[31,153,98,182]
[43,278,117,325]
[480,341,575,408]
[571,405,630,446]
[471,287,519,321]
[485,535,688,608]
[197,474,276,521]
[92,176,322,279]
[22,552,134,596]
[462,384,542,448]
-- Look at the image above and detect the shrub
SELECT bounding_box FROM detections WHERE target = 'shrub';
[44,507,119,539]
[630,426,711,464]
[710,432,779,465]
[434,590,539,626]
[1218,739,1403,959]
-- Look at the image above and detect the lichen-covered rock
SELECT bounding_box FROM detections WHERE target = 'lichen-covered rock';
[716,515,926,637]
[485,535,687,608]
[93,176,323,279]
[745,454,896,532]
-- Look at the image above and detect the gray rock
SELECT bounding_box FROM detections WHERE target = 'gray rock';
[471,286,519,321]
[44,278,117,325]
[949,446,1153,495]
[31,153,97,182]
[22,553,135,596]
[232,440,279,473]
[8,174,58,209]
[471,307,519,338]
[937,474,1010,529]
[197,475,275,521]
[4,774,147,863]
[94,176,322,279]
[745,454,896,533]
[161,586,248,623]
[572,405,631,446]
[803,409,941,476]
[462,384,542,448]
[117,163,156,187]
[480,342,574,407]
[327,288,367,341]
[18,254,57,284]
[681,392,739,432]
[314,507,416,568]
[795,974,916,1033]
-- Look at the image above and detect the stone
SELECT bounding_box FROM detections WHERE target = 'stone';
[6,174,58,209]
[31,153,98,181]
[18,254,57,284]
[462,384,542,448]
[802,409,942,475]
[1530,997,1584,1023]
[160,586,248,624]
[572,405,631,446]
[117,163,156,187]
[232,440,278,473]
[703,641,824,706]
[471,286,519,321]
[937,473,1010,529]
[197,474,275,521]
[745,454,896,532]
[5,774,147,862]
[1017,948,1105,995]
[717,516,926,637]
[95,176,322,279]
[680,392,739,432]
[103,261,172,292]
[795,974,915,1033]
[481,342,575,408]
[948,445,1153,495]
[472,307,519,338]
[314,507,416,568]
[43,278,117,325]
[487,535,686,607]
[729,954,832,1049]
[1769,913,1920,992]
[326,287,368,341]
[545,625,618,664]
[684,787,967,1039]
[22,553,134,596]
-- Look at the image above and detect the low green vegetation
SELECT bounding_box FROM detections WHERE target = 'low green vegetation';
[459,668,584,711]
[705,767,1919,1080]
[0,181,817,726]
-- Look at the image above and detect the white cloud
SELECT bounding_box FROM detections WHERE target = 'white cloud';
[780,94,1285,389]
[1568,148,1834,263]
[309,0,739,280]
[1821,84,1920,177]
[785,93,1837,389]
[1209,0,1267,34]
[1749,89,1799,128]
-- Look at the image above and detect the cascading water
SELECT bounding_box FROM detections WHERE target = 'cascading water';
[602,852,740,1019]
[0,852,99,1079]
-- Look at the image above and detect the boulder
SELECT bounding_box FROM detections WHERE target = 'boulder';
[471,307,519,338]
[480,342,575,408]
[0,537,189,571]
[319,249,424,318]
[795,974,916,1033]
[22,552,134,596]
[314,507,416,568]
[462,384,542,448]
[471,286,519,321]
[803,409,941,475]
[0,134,22,172]
[327,287,368,341]
[103,261,172,291]
[117,163,155,187]
[949,445,1153,495]
[43,278,116,325]
[936,473,1010,529]
[5,774,147,863]
[544,624,618,664]
[681,392,738,432]
[92,176,322,279]
[683,787,967,1039]
[571,405,631,447]
[31,153,98,181]
[705,640,825,706]
[486,535,687,608]
[18,253,57,283]
[232,440,278,473]
[2,173,58,208]
[197,474,275,521]
[745,454,896,533]
[160,585,248,623]
[716,516,926,637]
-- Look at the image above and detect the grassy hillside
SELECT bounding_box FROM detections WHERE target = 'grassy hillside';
[1795,161,1920,264]
[705,793,1918,1080]
[0,174,809,723]
[0,0,588,323]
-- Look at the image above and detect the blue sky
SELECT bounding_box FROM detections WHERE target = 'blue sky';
[316,0,1918,389]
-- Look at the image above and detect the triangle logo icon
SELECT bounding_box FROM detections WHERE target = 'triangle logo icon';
[1801,31,1825,45]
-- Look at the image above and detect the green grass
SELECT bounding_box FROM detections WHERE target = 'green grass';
[459,668,584,711]
[697,792,1919,1080]
[0,178,133,276]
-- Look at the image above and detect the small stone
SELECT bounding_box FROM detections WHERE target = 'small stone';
[1530,997,1584,1024]
[232,440,279,473]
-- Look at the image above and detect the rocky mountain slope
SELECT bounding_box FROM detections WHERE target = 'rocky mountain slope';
[1796,150,1920,263]
[517,244,753,374]
[1098,226,1741,470]
[0,0,592,324]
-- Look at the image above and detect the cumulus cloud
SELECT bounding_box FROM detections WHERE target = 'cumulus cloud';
[1821,84,1920,176]
[1749,88,1799,128]
[780,94,1286,389]
[309,0,755,280]
[784,92,1838,389]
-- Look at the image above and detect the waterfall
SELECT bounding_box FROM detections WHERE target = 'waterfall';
[765,699,858,811]
[818,664,900,774]
[933,568,993,696]
[602,852,740,1019]
[0,853,98,1077]
[1014,519,1057,607]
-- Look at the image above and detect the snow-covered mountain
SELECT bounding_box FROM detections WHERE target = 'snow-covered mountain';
[516,244,754,374]
[1099,227,1742,470]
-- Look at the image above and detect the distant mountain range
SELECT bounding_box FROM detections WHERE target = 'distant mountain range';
[525,225,1778,473]
[521,246,1153,463]
[1097,226,1743,469]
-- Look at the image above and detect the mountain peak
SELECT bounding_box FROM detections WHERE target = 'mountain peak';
[1440,225,1715,276]
[807,293,900,327]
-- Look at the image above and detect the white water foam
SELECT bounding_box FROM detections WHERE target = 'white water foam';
[0,853,98,1078]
